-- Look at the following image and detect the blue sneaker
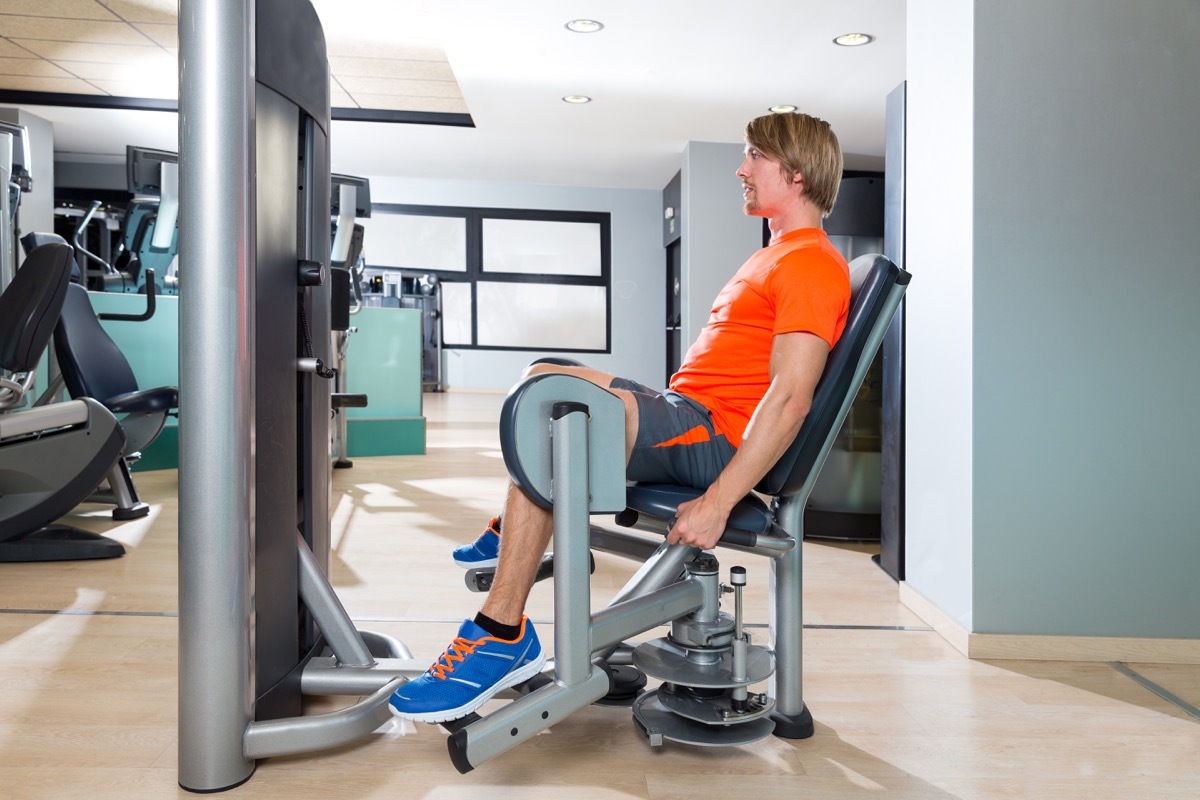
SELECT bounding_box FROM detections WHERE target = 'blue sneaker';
[453,517,501,568]
[389,617,545,723]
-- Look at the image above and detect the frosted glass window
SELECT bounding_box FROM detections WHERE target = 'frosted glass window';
[476,282,606,349]
[440,282,473,345]
[482,218,601,276]
[359,213,467,272]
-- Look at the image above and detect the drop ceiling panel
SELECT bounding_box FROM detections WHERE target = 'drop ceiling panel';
[349,93,468,114]
[0,39,32,59]
[87,78,174,99]
[0,16,149,46]
[324,39,448,62]
[132,23,176,49]
[0,56,73,78]
[101,0,176,25]
[0,74,95,93]
[0,4,468,117]
[0,0,119,21]
[335,76,461,99]
[13,39,167,66]
[329,56,455,83]
[54,59,158,82]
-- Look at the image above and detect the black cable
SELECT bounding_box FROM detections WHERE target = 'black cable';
[297,297,337,379]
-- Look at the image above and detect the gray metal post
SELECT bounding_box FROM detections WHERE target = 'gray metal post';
[769,496,805,720]
[0,132,13,291]
[177,0,257,791]
[552,403,592,687]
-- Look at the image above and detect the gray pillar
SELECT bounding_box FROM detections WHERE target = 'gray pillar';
[177,0,257,791]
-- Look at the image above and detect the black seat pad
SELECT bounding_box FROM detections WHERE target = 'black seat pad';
[624,483,773,536]
[103,386,179,415]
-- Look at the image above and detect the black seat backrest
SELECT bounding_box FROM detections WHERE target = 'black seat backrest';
[54,282,141,404]
[19,232,83,284]
[0,243,74,374]
[755,253,910,498]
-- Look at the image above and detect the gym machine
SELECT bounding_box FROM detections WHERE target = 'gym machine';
[329,173,370,469]
[0,242,129,561]
[176,0,423,791]
[0,121,32,292]
[448,253,910,770]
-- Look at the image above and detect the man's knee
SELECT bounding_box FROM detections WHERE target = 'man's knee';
[521,357,587,381]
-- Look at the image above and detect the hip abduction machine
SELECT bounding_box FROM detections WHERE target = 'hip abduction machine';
[448,253,910,771]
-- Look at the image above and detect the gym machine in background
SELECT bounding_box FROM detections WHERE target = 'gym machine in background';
[120,145,180,296]
[329,173,370,469]
[177,0,420,791]
[0,120,32,291]
[52,145,180,295]
[359,266,445,392]
[0,242,131,562]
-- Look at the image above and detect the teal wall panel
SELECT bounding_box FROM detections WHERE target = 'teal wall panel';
[347,418,425,456]
[54,293,425,470]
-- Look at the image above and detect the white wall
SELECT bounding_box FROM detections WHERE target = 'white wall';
[903,0,975,629]
[368,176,664,391]
[679,142,762,348]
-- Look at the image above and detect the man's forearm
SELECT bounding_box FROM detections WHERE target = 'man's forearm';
[667,331,828,549]
[703,382,810,512]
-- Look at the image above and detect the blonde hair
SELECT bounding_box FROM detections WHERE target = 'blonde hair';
[745,112,843,217]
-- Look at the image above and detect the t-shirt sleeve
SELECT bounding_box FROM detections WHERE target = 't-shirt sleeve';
[766,250,850,348]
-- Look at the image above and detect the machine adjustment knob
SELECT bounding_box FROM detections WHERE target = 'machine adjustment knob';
[297,259,325,287]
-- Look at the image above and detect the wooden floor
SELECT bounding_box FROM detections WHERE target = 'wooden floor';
[1,391,1197,798]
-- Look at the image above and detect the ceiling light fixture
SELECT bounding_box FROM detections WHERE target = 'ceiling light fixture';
[769,104,798,114]
[565,19,604,33]
[562,95,592,104]
[833,32,875,47]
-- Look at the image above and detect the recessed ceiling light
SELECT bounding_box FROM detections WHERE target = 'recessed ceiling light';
[565,19,604,33]
[833,32,875,47]
[562,95,592,104]
[769,104,798,114]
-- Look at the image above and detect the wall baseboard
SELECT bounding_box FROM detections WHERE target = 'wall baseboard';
[898,582,970,656]
[898,583,1200,664]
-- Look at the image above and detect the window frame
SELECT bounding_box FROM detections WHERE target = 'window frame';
[369,203,612,353]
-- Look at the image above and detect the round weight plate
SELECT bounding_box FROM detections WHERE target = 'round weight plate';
[632,638,774,688]
[633,690,776,747]
[656,682,775,725]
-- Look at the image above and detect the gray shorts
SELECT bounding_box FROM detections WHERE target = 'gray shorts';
[609,377,736,490]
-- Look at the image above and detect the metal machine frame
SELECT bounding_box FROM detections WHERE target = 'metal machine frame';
[176,0,423,791]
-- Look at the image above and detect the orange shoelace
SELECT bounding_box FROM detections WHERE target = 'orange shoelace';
[428,636,481,680]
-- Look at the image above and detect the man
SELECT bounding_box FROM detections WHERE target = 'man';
[390,111,851,723]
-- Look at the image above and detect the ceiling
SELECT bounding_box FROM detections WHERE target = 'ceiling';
[0,0,907,191]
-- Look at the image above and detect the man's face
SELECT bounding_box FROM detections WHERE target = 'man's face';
[736,145,800,218]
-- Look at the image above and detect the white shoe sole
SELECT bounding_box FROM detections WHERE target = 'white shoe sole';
[389,650,547,724]
[454,556,499,569]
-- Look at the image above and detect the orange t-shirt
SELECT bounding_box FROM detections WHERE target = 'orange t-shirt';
[669,227,850,447]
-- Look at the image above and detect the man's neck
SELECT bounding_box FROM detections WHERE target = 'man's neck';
[766,205,824,242]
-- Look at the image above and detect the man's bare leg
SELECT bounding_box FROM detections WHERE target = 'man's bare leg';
[388,362,641,721]
[479,481,552,627]
[479,363,639,628]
